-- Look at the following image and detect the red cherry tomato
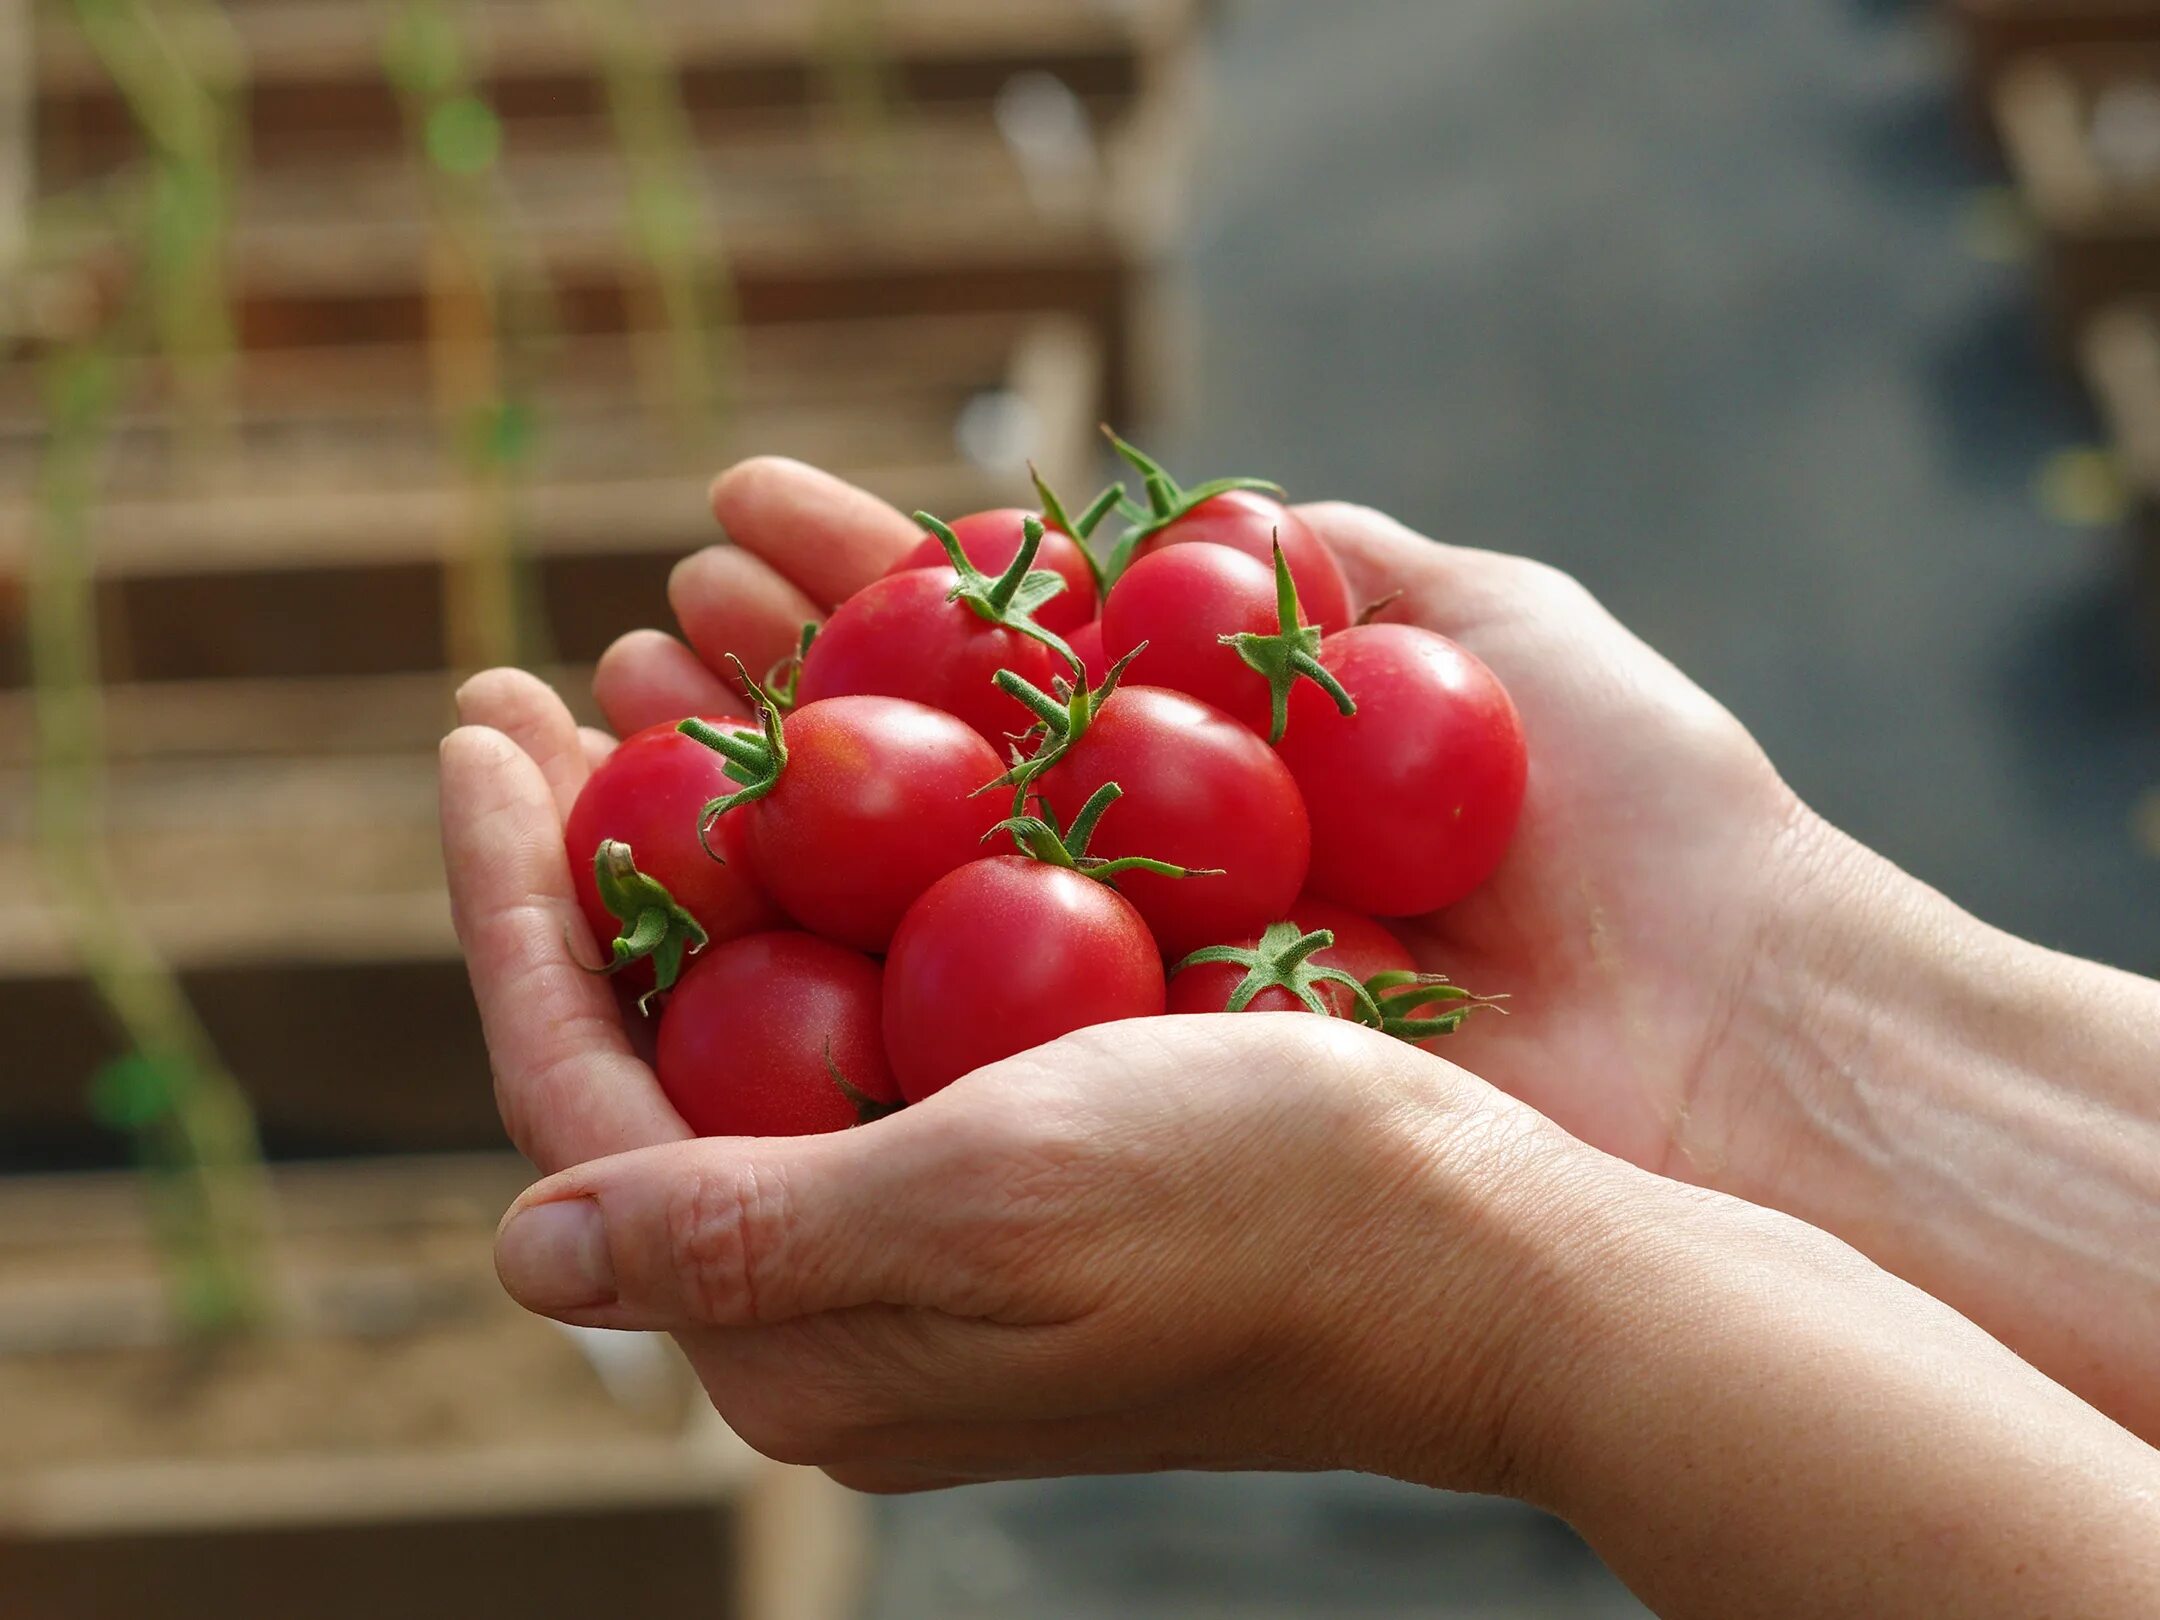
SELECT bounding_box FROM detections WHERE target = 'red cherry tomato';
[734,696,1007,951]
[1067,620,1111,688]
[1166,898,1412,1018]
[1275,624,1527,916]
[1027,685,1309,959]
[656,932,898,1137]
[1099,543,1284,735]
[564,718,781,960]
[883,857,1165,1101]
[1129,491,1352,634]
[888,508,1097,632]
[795,566,1066,745]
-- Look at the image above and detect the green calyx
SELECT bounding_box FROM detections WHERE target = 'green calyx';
[680,655,788,850]
[1223,537,1358,743]
[1362,971,1508,1040]
[762,620,819,712]
[917,509,1079,673]
[983,641,1147,800]
[990,781,1220,887]
[1098,427,1286,581]
[823,1046,904,1126]
[1029,460,1126,598]
[1173,922,1383,1021]
[587,840,707,1011]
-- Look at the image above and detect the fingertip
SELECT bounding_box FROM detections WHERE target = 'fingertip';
[578,727,617,773]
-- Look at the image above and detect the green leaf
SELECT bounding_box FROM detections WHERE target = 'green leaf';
[88,1051,181,1131]
[427,96,502,176]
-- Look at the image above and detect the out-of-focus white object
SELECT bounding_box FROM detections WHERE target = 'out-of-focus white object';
[554,1319,683,1414]
[955,387,1040,476]
[994,70,1101,211]
[2090,81,2160,185]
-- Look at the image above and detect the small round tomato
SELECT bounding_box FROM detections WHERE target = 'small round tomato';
[1099,543,1284,735]
[1167,899,1412,1019]
[883,857,1165,1101]
[1275,624,1527,916]
[693,695,1007,951]
[657,932,898,1137]
[1026,685,1309,959]
[1067,619,1111,688]
[795,566,1067,745]
[564,718,781,969]
[1129,491,1352,634]
[888,508,1096,632]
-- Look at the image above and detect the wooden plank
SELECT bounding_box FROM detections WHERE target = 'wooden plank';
[0,0,24,276]
[1951,1,2160,113]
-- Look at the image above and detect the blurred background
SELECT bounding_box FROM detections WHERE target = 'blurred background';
[2,1,2155,1616]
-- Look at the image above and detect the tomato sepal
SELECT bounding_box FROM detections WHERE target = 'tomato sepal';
[762,620,820,712]
[1028,462,1126,599]
[1363,969,1508,1040]
[983,641,1147,799]
[585,839,709,1011]
[1172,921,1382,1021]
[990,780,1223,887]
[682,657,789,844]
[1097,428,1286,581]
[916,510,1081,674]
[1218,538,1359,743]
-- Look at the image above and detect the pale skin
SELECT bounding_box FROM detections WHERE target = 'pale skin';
[441,457,2160,1619]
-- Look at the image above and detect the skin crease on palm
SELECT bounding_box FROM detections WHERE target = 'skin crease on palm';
[441,457,2160,1617]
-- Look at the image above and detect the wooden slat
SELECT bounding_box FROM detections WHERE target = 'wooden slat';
[0,0,25,274]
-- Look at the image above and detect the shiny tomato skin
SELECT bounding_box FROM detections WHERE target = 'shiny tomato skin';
[1130,492,1353,634]
[1099,543,1282,735]
[656,932,898,1137]
[1166,898,1412,1019]
[1067,620,1111,688]
[883,857,1165,1101]
[795,566,1067,746]
[887,508,1097,632]
[1275,624,1527,916]
[564,718,781,957]
[749,696,1007,951]
[1028,685,1309,959]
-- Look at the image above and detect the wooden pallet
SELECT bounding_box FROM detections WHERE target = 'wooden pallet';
[0,1154,866,1620]
[2075,301,2160,632]
[0,312,1101,684]
[1994,46,2160,333]
[33,0,1202,175]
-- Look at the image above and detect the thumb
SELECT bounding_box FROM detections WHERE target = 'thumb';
[493,1111,973,1331]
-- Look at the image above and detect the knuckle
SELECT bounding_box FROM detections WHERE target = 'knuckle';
[662,1162,790,1324]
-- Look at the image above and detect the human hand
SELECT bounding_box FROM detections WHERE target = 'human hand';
[576,457,1818,1183]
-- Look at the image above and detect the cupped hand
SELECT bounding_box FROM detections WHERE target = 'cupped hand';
[559,457,1822,1182]
[488,1011,1607,1497]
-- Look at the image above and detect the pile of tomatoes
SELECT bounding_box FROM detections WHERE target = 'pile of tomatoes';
[564,437,1528,1137]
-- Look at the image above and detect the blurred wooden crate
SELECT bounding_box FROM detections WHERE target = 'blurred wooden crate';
[0,313,1101,685]
[1996,46,2160,332]
[32,0,1202,176]
[0,1154,865,1620]
[2075,302,2160,634]
[1949,0,2160,133]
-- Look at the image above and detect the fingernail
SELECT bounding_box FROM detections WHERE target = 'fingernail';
[496,1198,616,1312]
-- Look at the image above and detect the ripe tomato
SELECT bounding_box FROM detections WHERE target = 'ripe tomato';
[887,508,1097,632]
[795,565,1067,745]
[1025,684,1309,959]
[564,718,781,984]
[1129,491,1352,634]
[883,857,1165,1101]
[1100,543,1297,736]
[685,695,1006,951]
[656,932,899,1137]
[1167,899,1411,1019]
[1274,624,1527,916]
[1067,619,1111,688]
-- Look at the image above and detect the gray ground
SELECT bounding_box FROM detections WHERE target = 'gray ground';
[867,1,2159,1615]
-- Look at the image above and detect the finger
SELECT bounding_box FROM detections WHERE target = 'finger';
[577,727,616,773]
[592,628,746,736]
[1295,501,1535,634]
[668,546,822,686]
[491,1113,1055,1331]
[452,667,591,821]
[708,455,920,610]
[439,726,690,1173]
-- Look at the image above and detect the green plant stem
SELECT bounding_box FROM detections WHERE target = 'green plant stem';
[568,0,737,447]
[32,335,273,1339]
